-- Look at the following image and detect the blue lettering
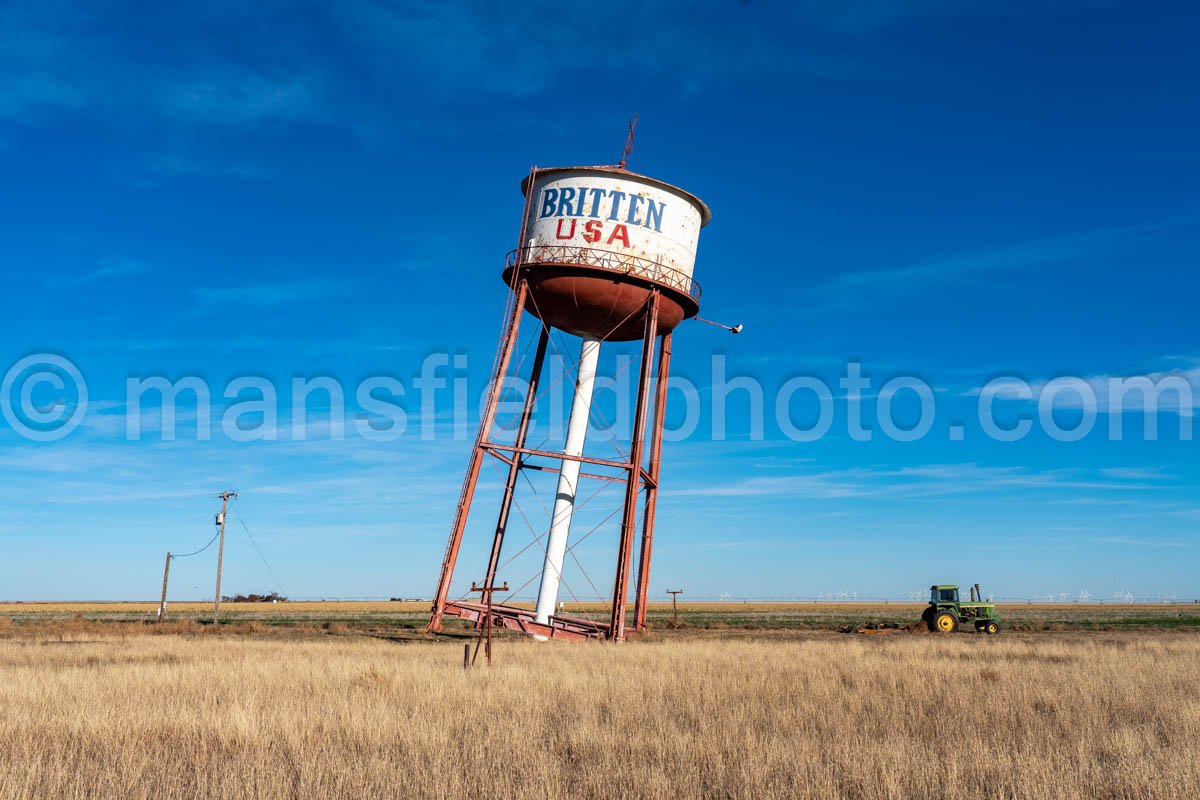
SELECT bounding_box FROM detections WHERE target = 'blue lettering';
[625,195,644,226]
[558,187,577,217]
[644,198,665,232]
[540,188,559,218]
[544,186,664,228]
[607,191,626,221]
[587,187,607,218]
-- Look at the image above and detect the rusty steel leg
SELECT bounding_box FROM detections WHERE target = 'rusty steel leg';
[480,325,550,608]
[429,281,529,632]
[633,331,671,631]
[609,293,660,641]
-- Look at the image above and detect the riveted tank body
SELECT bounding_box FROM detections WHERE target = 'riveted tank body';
[502,166,711,341]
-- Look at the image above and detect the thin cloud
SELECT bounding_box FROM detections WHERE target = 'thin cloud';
[141,152,276,180]
[821,229,1106,298]
[692,538,866,550]
[667,462,1168,501]
[89,257,150,280]
[158,70,323,127]
[1088,535,1199,549]
[0,0,1121,137]
[966,366,1200,413]
[191,279,358,310]
[0,4,327,128]
[0,1,852,133]
[802,0,1116,35]
[668,472,872,500]
[1099,467,1175,481]
[331,1,850,103]
[50,257,152,288]
[812,212,1198,310]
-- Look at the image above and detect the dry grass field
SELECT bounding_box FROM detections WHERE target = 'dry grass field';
[2,600,1196,632]
[0,623,1196,799]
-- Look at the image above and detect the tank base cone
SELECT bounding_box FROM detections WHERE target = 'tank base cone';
[502,263,697,341]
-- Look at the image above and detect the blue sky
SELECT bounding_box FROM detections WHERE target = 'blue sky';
[1,1,1197,602]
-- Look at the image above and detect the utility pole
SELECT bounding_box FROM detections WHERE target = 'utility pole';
[666,589,683,627]
[157,552,171,622]
[212,491,237,625]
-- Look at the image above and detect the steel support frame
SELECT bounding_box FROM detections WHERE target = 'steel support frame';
[428,282,666,642]
[476,326,549,626]
[428,281,529,632]
[608,293,660,640]
[632,331,671,631]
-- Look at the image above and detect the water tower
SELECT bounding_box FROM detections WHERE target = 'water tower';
[428,148,711,641]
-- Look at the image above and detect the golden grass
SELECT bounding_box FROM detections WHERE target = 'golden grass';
[0,601,431,615]
[0,631,1196,799]
[3,600,1193,618]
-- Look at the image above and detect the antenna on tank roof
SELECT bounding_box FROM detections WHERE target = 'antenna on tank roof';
[618,113,638,170]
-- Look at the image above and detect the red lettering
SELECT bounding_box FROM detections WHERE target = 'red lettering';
[555,219,576,240]
[606,223,630,247]
[582,220,602,243]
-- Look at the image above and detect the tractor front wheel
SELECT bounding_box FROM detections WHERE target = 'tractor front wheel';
[985,621,1001,635]
[935,612,958,633]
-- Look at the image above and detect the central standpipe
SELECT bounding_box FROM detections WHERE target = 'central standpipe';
[533,336,601,625]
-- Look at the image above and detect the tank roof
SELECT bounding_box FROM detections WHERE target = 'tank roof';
[521,165,712,227]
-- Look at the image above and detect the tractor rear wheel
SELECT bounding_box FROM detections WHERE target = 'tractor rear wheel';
[934,611,958,633]
[985,621,1000,635]
[921,606,937,631]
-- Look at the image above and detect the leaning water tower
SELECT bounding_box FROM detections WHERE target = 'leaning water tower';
[428,138,711,641]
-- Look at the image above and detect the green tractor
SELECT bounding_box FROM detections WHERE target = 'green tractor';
[923,584,1001,634]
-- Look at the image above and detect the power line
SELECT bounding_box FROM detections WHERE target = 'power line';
[230,502,286,597]
[170,529,220,559]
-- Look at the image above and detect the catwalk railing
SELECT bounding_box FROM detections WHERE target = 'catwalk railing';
[507,245,702,301]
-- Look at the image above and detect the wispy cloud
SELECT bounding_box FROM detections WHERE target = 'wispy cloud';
[815,229,1108,310]
[331,0,851,105]
[811,212,1199,311]
[191,279,358,310]
[0,0,859,134]
[692,538,865,550]
[667,462,1168,501]
[157,70,324,127]
[1098,467,1175,481]
[967,365,1200,413]
[799,0,1116,35]
[1088,535,1199,549]
[0,0,1121,140]
[0,4,327,128]
[140,151,276,180]
[45,257,152,289]
[668,472,871,500]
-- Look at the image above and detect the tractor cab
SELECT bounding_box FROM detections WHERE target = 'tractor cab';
[931,585,959,604]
